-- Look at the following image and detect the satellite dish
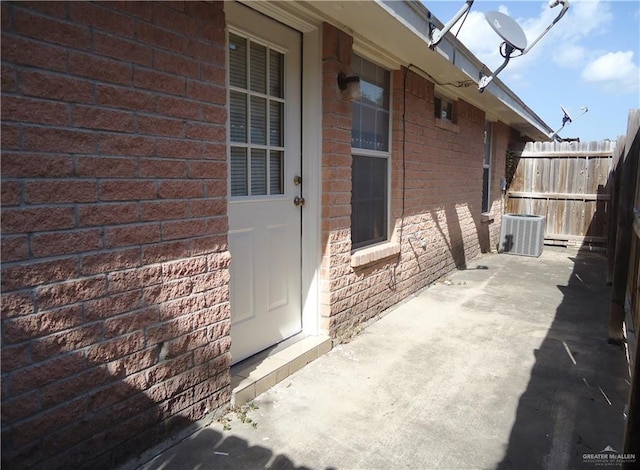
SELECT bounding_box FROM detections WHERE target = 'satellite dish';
[560,105,573,124]
[485,11,527,51]
[550,105,588,141]
[478,0,570,92]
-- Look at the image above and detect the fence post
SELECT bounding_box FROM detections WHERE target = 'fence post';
[607,140,624,284]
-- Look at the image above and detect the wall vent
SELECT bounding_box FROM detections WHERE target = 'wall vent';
[499,214,546,257]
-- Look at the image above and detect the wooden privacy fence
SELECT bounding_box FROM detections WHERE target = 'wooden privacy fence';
[506,140,616,246]
[605,108,640,463]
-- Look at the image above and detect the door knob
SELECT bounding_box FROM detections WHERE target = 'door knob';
[294,196,305,207]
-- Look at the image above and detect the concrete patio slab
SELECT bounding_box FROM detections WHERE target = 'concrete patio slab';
[132,247,629,470]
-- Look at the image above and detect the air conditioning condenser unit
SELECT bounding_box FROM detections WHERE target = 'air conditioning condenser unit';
[499,214,546,257]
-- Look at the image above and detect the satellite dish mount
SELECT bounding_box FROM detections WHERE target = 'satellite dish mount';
[427,1,474,49]
[478,0,569,92]
[550,105,588,141]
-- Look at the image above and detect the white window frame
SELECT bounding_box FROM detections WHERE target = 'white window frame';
[350,54,393,251]
[482,121,493,213]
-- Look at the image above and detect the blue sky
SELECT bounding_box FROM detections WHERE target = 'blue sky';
[424,0,640,141]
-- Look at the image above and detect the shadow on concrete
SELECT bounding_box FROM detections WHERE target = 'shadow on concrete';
[496,247,629,469]
[459,264,490,271]
[141,426,322,470]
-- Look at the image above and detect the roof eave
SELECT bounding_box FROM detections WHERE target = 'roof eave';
[287,0,552,140]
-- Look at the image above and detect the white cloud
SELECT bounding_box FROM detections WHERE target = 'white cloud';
[581,51,640,94]
[552,0,613,43]
[552,43,589,69]
[456,10,500,60]
[516,0,613,69]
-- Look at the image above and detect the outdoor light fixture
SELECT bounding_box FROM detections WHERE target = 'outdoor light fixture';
[427,0,475,49]
[478,0,570,92]
[337,72,362,101]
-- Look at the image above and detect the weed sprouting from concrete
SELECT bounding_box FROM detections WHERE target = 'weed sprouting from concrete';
[217,403,259,431]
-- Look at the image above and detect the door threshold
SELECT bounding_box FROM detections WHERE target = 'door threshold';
[230,334,333,406]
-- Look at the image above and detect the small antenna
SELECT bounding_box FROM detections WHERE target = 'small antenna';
[478,0,570,92]
[428,1,474,49]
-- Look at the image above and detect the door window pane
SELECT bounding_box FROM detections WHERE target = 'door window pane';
[270,101,283,146]
[231,147,248,196]
[251,149,267,195]
[229,31,287,198]
[269,50,283,97]
[230,91,247,143]
[270,151,283,194]
[229,34,246,88]
[250,96,267,145]
[250,43,267,93]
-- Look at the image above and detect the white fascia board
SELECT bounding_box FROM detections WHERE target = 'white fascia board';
[238,0,318,32]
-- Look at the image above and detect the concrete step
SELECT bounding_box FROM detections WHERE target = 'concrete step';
[230,335,333,405]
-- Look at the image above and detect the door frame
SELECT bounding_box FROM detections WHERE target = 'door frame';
[299,21,322,338]
[227,1,323,339]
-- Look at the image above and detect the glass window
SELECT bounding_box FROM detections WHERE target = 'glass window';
[435,96,455,123]
[351,55,390,152]
[351,55,391,249]
[352,156,388,248]
[228,32,285,197]
[482,122,492,212]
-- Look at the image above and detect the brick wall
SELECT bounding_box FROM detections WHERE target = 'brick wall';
[320,24,523,339]
[392,71,487,290]
[320,23,354,334]
[1,2,231,468]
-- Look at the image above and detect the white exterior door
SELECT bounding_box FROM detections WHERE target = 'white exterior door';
[226,2,302,363]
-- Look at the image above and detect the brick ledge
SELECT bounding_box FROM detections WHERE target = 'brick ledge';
[351,241,401,268]
[435,118,460,133]
[481,212,495,223]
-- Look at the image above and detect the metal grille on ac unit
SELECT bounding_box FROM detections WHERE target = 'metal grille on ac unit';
[499,214,546,257]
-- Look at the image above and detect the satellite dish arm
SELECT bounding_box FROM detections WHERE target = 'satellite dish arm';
[550,121,569,141]
[478,44,516,92]
[522,0,569,55]
[428,0,474,49]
